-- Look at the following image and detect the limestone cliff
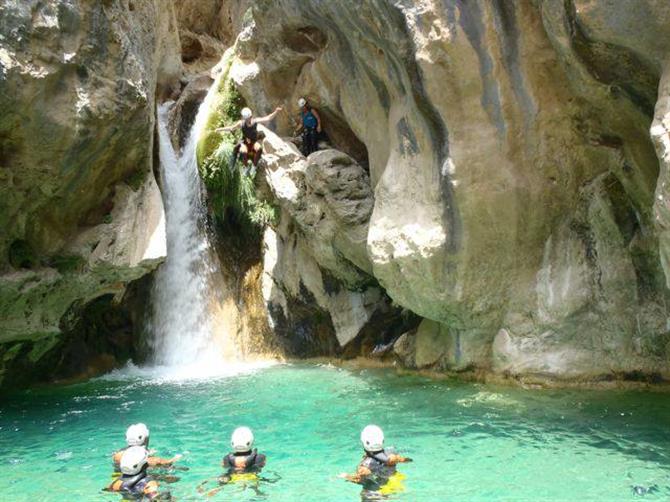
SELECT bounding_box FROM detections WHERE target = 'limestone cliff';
[0,0,181,387]
[218,0,670,381]
[4,0,670,388]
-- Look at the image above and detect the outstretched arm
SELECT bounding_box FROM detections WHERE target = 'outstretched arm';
[107,479,123,492]
[143,480,160,499]
[338,465,372,484]
[388,453,412,465]
[148,454,182,467]
[312,108,322,132]
[215,120,241,133]
[255,107,283,124]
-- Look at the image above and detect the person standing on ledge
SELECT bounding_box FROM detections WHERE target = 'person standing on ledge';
[216,106,283,171]
[295,97,322,157]
[339,424,412,499]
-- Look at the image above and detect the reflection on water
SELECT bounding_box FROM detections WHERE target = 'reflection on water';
[2,364,670,501]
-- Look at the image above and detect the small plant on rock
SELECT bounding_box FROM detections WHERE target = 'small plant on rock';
[198,78,277,232]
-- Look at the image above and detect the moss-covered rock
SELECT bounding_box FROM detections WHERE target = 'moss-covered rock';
[196,51,237,164]
[196,55,278,233]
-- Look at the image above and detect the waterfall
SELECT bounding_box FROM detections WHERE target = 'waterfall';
[149,88,230,369]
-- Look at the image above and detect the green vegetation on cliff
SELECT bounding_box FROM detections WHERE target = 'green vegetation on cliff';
[197,59,277,231]
[201,142,277,228]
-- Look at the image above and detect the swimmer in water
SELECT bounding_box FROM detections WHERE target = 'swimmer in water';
[106,446,170,500]
[112,423,182,471]
[198,426,270,497]
[339,425,412,500]
[220,426,267,481]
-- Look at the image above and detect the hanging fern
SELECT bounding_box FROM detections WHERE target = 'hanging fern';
[198,79,278,232]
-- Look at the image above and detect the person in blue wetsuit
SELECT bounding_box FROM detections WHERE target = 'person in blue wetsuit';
[339,425,412,500]
[296,97,322,157]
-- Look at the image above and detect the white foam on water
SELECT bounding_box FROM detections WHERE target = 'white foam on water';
[99,359,278,384]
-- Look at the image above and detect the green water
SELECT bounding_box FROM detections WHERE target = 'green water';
[2,363,670,501]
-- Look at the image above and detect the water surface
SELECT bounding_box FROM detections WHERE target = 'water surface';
[2,363,670,501]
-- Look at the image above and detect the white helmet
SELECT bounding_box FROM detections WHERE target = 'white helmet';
[298,98,306,108]
[231,426,254,453]
[361,424,384,452]
[120,446,148,475]
[125,423,150,447]
[241,107,252,120]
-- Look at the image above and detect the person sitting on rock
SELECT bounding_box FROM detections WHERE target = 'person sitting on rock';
[216,106,282,170]
[113,423,182,471]
[295,97,322,157]
[339,425,412,499]
[107,446,168,500]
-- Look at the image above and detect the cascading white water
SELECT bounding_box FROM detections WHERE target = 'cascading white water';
[150,89,228,369]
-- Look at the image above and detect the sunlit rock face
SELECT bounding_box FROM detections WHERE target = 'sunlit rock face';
[0,0,181,387]
[227,0,670,379]
[653,69,670,287]
[172,0,251,73]
[260,129,392,352]
[3,0,670,385]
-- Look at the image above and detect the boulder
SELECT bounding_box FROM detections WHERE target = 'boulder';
[260,130,385,349]
[393,331,416,368]
[414,319,448,369]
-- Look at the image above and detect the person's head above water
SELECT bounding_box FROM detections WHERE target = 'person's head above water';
[298,97,307,108]
[120,446,149,476]
[231,426,254,453]
[241,107,252,121]
[126,423,150,447]
[361,424,384,453]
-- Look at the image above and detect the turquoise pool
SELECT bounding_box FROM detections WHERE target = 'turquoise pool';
[2,363,670,501]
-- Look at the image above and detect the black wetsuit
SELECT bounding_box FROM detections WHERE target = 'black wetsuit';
[358,449,397,497]
[301,108,319,156]
[113,469,157,500]
[242,120,259,144]
[235,120,263,166]
[222,449,267,474]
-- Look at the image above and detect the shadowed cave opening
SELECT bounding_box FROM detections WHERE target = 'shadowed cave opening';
[317,108,370,169]
[281,26,328,54]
